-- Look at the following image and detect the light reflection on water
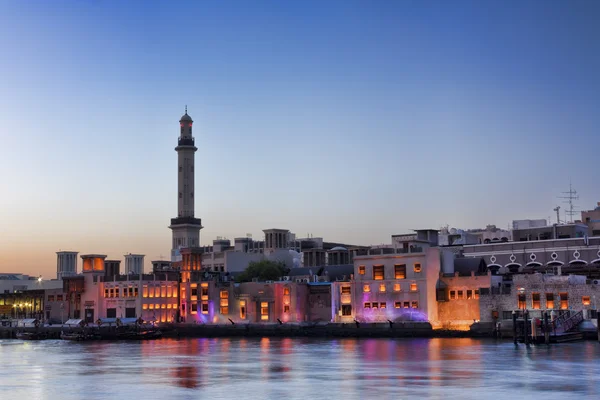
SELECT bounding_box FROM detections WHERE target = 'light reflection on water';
[0,337,598,399]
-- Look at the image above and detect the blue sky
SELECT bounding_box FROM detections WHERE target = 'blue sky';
[1,1,599,275]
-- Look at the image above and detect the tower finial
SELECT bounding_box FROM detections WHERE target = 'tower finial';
[185,105,187,114]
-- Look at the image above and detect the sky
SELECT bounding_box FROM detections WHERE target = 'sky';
[0,1,599,277]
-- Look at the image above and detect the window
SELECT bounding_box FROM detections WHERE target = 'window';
[239,300,247,319]
[364,302,371,309]
[134,287,139,297]
[379,284,386,293]
[284,305,290,313]
[201,302,208,314]
[128,287,133,297]
[260,302,269,320]
[283,287,290,295]
[410,283,417,292]
[393,283,401,292]
[582,296,591,306]
[518,293,526,309]
[114,288,119,298]
[502,311,512,320]
[57,295,63,301]
[457,290,463,299]
[394,264,406,279]
[467,290,473,300]
[403,301,410,308]
[450,290,456,300]
[380,302,386,309]
[372,302,378,309]
[149,304,154,310]
[546,293,554,309]
[373,265,384,280]
[106,308,116,318]
[201,285,209,300]
[155,287,161,298]
[394,302,402,308]
[341,304,352,316]
[532,293,541,309]
[109,289,114,298]
[559,292,568,310]
[474,289,479,299]
[191,303,197,313]
[413,263,422,273]
[341,286,351,294]
[161,285,167,297]
[167,286,172,297]
[48,295,55,302]
[142,304,148,310]
[220,290,229,314]
[104,289,109,298]
[363,284,371,293]
[358,266,365,275]
[411,301,418,309]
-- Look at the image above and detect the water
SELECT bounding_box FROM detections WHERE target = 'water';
[0,337,598,399]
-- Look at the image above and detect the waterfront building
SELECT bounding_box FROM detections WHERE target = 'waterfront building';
[581,202,600,236]
[56,251,78,279]
[125,254,145,275]
[511,222,588,242]
[479,273,600,325]
[169,109,203,262]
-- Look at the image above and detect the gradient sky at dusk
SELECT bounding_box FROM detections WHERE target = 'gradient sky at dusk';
[1,1,599,276]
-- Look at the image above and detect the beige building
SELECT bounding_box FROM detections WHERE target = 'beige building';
[582,202,600,236]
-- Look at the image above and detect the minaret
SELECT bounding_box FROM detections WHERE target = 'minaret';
[169,107,203,262]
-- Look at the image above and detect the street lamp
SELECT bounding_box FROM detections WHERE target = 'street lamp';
[518,287,529,344]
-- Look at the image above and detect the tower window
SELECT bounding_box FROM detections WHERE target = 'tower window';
[179,166,182,172]
[179,192,182,198]
[191,192,194,198]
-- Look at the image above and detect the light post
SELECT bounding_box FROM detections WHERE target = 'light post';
[518,287,528,345]
[60,302,64,324]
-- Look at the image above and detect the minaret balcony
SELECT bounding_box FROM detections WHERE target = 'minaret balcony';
[170,216,202,227]
[178,138,195,146]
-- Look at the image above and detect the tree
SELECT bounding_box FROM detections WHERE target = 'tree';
[236,260,289,283]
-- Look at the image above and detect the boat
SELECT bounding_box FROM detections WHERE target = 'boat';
[117,328,163,340]
[60,331,102,341]
[15,331,47,340]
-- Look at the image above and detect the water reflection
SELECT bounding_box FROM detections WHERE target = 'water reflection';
[1,338,600,400]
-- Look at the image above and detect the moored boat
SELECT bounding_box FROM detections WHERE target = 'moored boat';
[16,331,46,340]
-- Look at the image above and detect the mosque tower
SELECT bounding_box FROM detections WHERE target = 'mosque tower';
[169,107,202,261]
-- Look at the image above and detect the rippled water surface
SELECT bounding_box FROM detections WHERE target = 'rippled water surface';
[0,337,598,399]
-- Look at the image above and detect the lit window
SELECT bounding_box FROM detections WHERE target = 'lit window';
[341,286,351,294]
[467,290,473,300]
[191,303,197,313]
[220,290,229,314]
[393,283,401,292]
[373,265,384,280]
[394,302,402,308]
[149,304,154,310]
[379,284,386,293]
[380,302,386,309]
[161,285,167,297]
[201,302,208,314]
[284,305,290,313]
[283,287,290,295]
[201,286,208,300]
[372,302,378,309]
[358,266,365,275]
[240,300,247,319]
[364,302,371,309]
[450,290,456,300]
[148,286,154,298]
[167,286,172,297]
[532,293,541,309]
[411,301,418,309]
[104,289,109,298]
[115,288,119,298]
[155,287,161,298]
[260,302,269,320]
[142,304,148,310]
[518,293,526,309]
[457,290,463,299]
[413,263,422,273]
[341,304,352,316]
[410,283,417,292]
[167,304,172,309]
[394,265,406,279]
[363,284,371,293]
[474,289,479,299]
[403,301,410,308]
[546,293,554,309]
[583,296,591,306]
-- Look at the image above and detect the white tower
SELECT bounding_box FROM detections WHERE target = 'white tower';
[169,108,202,261]
[56,251,78,280]
[124,254,145,275]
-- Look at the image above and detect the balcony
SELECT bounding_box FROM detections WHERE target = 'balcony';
[178,138,195,146]
[170,217,202,226]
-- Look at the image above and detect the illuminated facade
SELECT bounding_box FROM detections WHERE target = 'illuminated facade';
[169,109,202,262]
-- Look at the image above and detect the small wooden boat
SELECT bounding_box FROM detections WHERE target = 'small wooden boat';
[60,331,101,341]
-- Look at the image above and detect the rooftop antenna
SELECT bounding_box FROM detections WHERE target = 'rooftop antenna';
[553,206,561,225]
[558,182,579,223]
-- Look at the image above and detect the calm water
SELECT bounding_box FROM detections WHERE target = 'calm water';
[0,337,598,399]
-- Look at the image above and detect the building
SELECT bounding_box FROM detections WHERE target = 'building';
[56,251,78,280]
[512,223,588,242]
[104,260,121,277]
[169,109,203,262]
[581,202,600,236]
[125,254,145,275]
[512,219,548,230]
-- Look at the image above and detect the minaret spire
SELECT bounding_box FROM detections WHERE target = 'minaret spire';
[185,105,187,114]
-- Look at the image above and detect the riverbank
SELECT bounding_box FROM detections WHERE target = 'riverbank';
[0,321,499,339]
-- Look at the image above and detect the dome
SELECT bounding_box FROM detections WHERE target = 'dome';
[180,113,193,122]
[329,246,347,252]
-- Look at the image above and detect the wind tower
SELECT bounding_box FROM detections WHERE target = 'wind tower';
[169,107,203,262]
